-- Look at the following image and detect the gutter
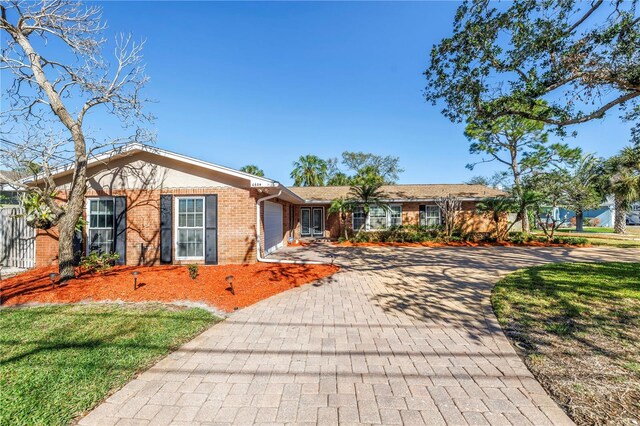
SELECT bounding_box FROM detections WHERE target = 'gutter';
[256,190,325,265]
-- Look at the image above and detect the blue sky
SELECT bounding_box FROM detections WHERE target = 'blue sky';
[5,1,633,185]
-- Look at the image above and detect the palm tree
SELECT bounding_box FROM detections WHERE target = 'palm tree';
[602,146,640,234]
[348,182,389,235]
[240,164,264,177]
[475,196,517,241]
[290,155,328,186]
[565,154,602,232]
[328,198,353,240]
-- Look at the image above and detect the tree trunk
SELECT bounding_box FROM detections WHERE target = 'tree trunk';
[614,196,627,234]
[575,209,584,232]
[58,216,77,281]
[343,214,349,241]
[521,208,530,233]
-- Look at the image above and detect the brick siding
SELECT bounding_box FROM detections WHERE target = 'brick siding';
[35,187,270,267]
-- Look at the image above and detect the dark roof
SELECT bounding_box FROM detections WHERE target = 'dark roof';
[288,184,505,202]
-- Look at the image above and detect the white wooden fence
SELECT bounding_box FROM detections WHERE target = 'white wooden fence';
[0,207,36,269]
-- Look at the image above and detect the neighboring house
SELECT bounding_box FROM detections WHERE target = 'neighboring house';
[29,144,503,268]
[555,197,640,227]
[287,185,505,239]
[0,170,22,206]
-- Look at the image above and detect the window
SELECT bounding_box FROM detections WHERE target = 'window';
[420,205,441,227]
[369,206,388,230]
[352,206,365,231]
[87,198,114,254]
[351,205,402,231]
[176,197,204,259]
[389,205,402,227]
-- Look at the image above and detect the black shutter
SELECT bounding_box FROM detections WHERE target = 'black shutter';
[160,195,173,264]
[114,196,127,265]
[419,204,426,227]
[72,230,83,265]
[205,195,218,265]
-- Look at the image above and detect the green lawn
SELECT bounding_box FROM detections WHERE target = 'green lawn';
[0,304,219,426]
[492,262,640,424]
[562,226,616,233]
[585,238,640,248]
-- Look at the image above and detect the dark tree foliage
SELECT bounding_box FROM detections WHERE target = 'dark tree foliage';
[425,0,640,143]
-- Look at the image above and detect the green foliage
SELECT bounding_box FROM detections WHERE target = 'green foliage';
[328,198,354,240]
[565,154,604,210]
[463,100,581,234]
[476,196,518,240]
[0,305,218,425]
[602,146,640,211]
[425,1,640,144]
[348,181,390,235]
[550,236,588,246]
[188,264,199,280]
[19,191,58,230]
[239,164,265,177]
[79,252,120,274]
[290,155,328,186]
[340,151,403,184]
[75,216,87,233]
[326,172,352,186]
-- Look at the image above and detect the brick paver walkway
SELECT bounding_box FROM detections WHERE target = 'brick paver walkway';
[80,246,639,425]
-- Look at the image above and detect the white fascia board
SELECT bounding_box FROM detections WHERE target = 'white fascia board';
[21,143,280,187]
[301,197,486,204]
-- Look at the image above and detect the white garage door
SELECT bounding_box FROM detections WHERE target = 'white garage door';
[264,201,284,255]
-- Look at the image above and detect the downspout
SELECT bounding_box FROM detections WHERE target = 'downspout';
[256,190,325,265]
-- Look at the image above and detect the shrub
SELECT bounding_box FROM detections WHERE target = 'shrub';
[188,264,199,280]
[551,236,588,245]
[570,216,577,226]
[507,232,532,244]
[588,217,601,227]
[79,252,120,274]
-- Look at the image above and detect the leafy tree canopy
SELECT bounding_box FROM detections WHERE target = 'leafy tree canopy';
[239,164,264,177]
[290,155,329,186]
[340,151,403,184]
[425,0,640,143]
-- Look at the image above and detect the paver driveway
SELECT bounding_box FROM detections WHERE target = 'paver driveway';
[80,246,640,425]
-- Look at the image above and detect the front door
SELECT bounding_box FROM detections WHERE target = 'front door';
[300,207,324,237]
[301,208,311,236]
[312,208,323,236]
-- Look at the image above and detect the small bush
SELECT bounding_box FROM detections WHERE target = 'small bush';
[80,251,120,274]
[588,217,601,227]
[507,232,533,244]
[188,264,199,280]
[551,236,588,245]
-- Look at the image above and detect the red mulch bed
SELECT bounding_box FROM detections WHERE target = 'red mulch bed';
[0,263,339,312]
[336,241,590,248]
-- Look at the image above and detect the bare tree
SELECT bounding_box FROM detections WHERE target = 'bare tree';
[434,195,462,240]
[0,1,153,281]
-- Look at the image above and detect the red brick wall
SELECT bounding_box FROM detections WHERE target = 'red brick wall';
[35,187,263,267]
[287,201,495,240]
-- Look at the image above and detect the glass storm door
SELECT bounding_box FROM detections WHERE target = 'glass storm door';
[301,208,311,236]
[312,208,323,236]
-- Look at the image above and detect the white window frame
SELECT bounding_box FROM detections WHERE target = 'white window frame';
[86,197,115,255]
[389,205,402,227]
[420,205,441,227]
[174,196,206,260]
[351,204,402,231]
